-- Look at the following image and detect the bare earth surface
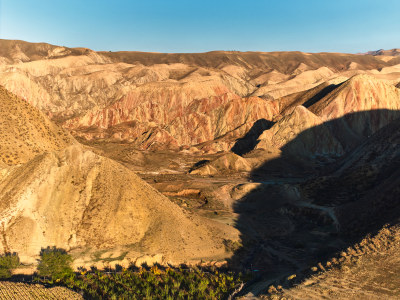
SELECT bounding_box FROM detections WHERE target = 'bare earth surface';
[1,40,400,299]
[0,85,238,268]
[274,226,400,300]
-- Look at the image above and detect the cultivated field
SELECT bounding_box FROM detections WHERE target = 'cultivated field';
[0,281,82,299]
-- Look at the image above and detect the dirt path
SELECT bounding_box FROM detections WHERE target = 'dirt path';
[294,200,340,230]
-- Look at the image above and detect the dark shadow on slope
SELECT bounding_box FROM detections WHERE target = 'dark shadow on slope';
[188,159,211,173]
[231,119,274,156]
[302,83,340,108]
[227,109,400,295]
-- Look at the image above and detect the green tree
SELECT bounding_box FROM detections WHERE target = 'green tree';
[0,252,20,278]
[37,247,73,279]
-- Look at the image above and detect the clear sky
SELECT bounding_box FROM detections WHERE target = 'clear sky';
[0,0,399,53]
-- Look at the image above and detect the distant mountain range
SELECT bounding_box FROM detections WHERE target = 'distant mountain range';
[363,48,400,56]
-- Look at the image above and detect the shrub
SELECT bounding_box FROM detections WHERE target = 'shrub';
[0,252,20,279]
[37,247,73,279]
[36,263,246,299]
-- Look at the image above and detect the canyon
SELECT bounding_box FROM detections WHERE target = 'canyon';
[1,39,400,298]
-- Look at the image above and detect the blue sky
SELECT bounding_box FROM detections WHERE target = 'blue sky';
[0,0,399,53]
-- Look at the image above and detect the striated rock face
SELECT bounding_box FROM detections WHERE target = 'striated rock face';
[65,84,280,151]
[308,74,400,150]
[308,75,400,120]
[256,105,344,157]
[2,40,400,152]
[198,75,400,175]
[257,75,400,157]
[0,88,238,263]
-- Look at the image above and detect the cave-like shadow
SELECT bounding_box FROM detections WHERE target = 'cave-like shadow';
[231,119,275,156]
[227,109,400,293]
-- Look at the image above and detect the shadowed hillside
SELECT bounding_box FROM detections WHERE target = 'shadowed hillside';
[1,39,400,298]
[1,40,400,153]
[228,110,400,298]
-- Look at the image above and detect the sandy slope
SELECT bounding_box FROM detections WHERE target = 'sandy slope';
[1,40,400,298]
[0,86,238,266]
[0,86,75,165]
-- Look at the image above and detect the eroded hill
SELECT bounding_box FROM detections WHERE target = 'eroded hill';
[1,40,400,298]
[1,39,400,152]
[0,86,238,267]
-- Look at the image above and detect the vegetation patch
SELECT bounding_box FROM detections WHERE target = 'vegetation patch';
[0,253,20,279]
[38,264,246,299]
[37,247,73,280]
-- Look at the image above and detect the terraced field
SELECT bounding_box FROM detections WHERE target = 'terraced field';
[0,281,82,299]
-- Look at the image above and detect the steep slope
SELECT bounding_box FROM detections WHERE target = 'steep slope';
[256,75,400,157]
[308,74,400,150]
[2,39,400,153]
[65,84,280,151]
[0,88,238,264]
[271,115,400,299]
[0,145,236,263]
[256,106,343,158]
[185,75,400,177]
[0,86,75,165]
[278,225,400,300]
[305,116,400,234]
[196,75,400,175]
[277,80,344,115]
[308,74,400,118]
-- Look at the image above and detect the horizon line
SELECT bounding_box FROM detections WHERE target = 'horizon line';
[1,38,399,56]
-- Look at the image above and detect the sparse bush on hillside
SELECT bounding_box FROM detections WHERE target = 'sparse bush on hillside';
[0,252,20,279]
[37,247,73,279]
